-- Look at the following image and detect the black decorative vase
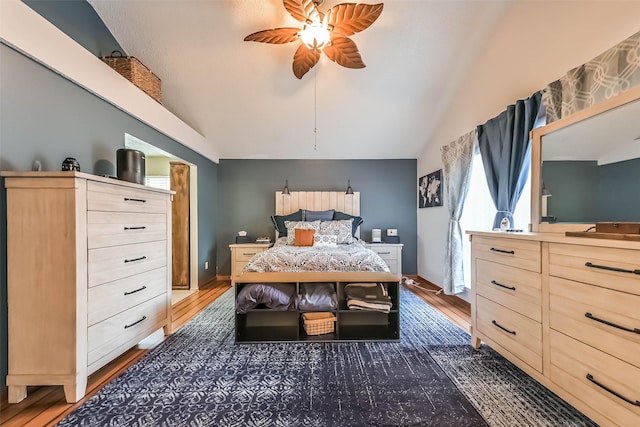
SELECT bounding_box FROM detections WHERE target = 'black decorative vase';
[61,157,80,171]
[116,148,146,184]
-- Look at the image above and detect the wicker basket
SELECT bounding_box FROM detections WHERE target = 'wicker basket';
[302,312,336,336]
[102,51,162,104]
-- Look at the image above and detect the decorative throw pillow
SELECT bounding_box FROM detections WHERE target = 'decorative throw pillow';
[294,228,315,246]
[333,211,363,237]
[303,209,335,221]
[314,233,338,247]
[319,219,354,244]
[271,209,303,237]
[284,220,321,245]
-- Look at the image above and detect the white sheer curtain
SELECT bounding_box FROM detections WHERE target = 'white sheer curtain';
[441,130,477,295]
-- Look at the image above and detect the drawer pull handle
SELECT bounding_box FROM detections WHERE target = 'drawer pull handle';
[586,373,640,407]
[124,285,147,296]
[490,280,516,291]
[378,251,391,255]
[585,312,640,334]
[492,320,516,335]
[124,197,146,203]
[242,252,256,256]
[124,316,147,329]
[124,226,147,231]
[490,247,515,255]
[124,256,147,263]
[584,262,640,275]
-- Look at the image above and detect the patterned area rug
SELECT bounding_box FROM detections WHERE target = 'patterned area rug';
[58,287,596,427]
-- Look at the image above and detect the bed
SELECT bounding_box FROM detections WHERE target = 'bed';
[234,191,400,343]
[242,190,392,275]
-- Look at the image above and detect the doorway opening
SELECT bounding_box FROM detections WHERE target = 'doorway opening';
[125,133,199,304]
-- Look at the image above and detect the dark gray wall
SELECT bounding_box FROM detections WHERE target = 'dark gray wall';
[217,159,418,276]
[597,158,640,221]
[543,161,598,222]
[0,44,220,391]
[543,159,640,222]
[23,0,124,57]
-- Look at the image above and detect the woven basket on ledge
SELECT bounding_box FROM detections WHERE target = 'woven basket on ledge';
[102,51,162,104]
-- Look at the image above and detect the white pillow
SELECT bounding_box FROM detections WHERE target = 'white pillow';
[284,220,321,245]
[319,219,354,244]
[314,233,338,247]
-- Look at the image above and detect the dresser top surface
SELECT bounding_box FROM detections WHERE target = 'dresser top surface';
[1,171,174,195]
[467,229,640,250]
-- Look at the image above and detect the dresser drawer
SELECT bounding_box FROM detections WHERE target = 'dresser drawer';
[87,181,168,214]
[87,293,168,368]
[476,295,542,372]
[549,243,640,296]
[88,267,167,326]
[550,330,640,426]
[234,247,267,262]
[473,236,540,273]
[550,276,640,369]
[88,241,167,287]
[476,259,541,322]
[368,247,396,261]
[88,211,167,249]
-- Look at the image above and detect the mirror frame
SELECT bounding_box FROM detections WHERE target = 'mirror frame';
[530,85,640,233]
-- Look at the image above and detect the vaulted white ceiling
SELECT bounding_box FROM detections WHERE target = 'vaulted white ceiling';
[87,0,640,161]
[88,0,509,160]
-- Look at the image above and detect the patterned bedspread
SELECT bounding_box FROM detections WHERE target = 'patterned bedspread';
[243,238,391,273]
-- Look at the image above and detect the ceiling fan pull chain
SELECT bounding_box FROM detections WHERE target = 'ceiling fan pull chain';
[314,64,318,151]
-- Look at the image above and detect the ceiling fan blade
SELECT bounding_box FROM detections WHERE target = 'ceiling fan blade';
[293,44,321,79]
[323,37,365,69]
[283,0,320,23]
[326,3,383,37]
[244,28,301,44]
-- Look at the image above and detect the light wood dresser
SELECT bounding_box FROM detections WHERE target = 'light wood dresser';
[469,231,640,426]
[2,171,173,403]
[229,243,271,285]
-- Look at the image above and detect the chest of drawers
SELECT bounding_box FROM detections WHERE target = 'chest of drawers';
[229,243,271,285]
[365,243,403,277]
[3,171,173,404]
[469,231,640,426]
[471,235,542,373]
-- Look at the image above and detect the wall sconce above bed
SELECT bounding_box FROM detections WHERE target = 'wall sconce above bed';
[346,180,354,195]
[282,179,290,195]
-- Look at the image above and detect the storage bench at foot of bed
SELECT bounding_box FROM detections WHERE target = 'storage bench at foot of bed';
[234,272,400,343]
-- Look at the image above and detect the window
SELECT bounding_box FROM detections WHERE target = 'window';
[459,153,532,289]
[145,176,170,190]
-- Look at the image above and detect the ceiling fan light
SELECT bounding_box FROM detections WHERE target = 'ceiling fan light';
[300,21,331,50]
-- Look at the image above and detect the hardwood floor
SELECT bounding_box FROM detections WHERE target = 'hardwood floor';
[0,277,470,427]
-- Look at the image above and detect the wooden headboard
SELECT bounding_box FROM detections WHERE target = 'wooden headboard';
[275,191,360,216]
[275,191,361,239]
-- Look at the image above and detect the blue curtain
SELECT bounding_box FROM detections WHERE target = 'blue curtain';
[477,91,542,229]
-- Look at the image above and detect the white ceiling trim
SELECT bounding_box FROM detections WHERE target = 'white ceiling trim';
[0,0,219,163]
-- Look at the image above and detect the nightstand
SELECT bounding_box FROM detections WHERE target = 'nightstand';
[229,243,271,285]
[365,243,403,277]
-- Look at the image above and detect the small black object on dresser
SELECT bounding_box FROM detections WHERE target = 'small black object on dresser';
[236,235,252,244]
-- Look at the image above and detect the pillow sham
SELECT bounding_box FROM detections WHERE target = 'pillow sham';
[294,228,315,246]
[333,211,363,237]
[271,209,303,237]
[303,209,335,221]
[284,220,321,245]
[314,233,338,247]
[319,219,354,244]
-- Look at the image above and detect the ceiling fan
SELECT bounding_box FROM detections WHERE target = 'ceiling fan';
[244,0,384,79]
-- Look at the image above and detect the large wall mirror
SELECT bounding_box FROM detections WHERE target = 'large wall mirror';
[530,85,640,232]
